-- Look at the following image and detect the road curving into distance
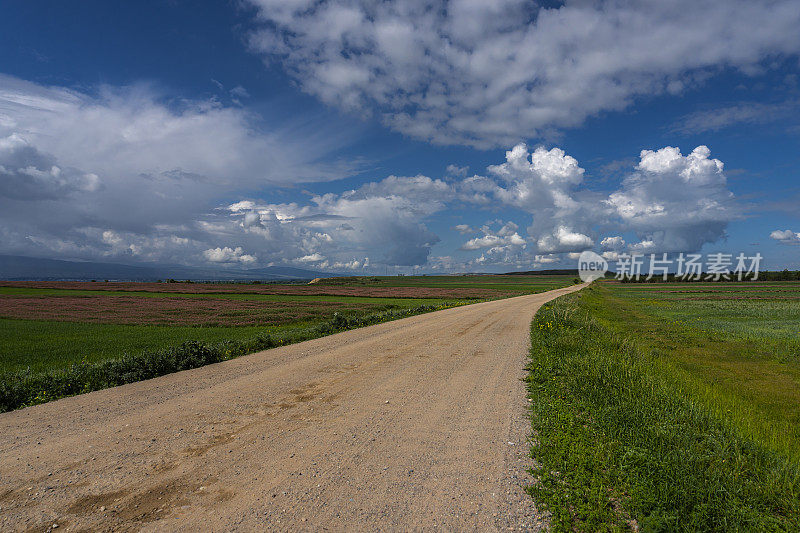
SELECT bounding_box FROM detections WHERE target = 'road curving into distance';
[0,283,586,532]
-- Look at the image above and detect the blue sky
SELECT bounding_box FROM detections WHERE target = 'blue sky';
[1,0,799,273]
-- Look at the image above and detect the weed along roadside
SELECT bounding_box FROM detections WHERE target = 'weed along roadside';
[526,282,800,530]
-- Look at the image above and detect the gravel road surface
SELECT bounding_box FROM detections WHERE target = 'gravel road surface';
[0,284,584,532]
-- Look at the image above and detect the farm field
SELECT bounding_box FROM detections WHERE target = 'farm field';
[527,280,800,530]
[0,274,575,410]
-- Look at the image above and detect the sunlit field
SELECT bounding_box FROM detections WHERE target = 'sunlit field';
[0,274,575,411]
[527,281,800,530]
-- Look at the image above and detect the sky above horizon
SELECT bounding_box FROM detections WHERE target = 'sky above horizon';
[1,0,799,274]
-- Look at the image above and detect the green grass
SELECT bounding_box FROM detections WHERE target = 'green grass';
[0,298,464,374]
[605,284,800,461]
[0,301,462,412]
[0,319,274,374]
[527,282,800,531]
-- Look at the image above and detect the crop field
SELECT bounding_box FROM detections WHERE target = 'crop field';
[528,280,800,530]
[0,274,575,410]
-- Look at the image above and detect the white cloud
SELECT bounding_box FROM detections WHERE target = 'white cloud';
[487,145,585,212]
[203,247,256,264]
[297,252,325,262]
[0,75,357,186]
[671,101,799,134]
[537,226,594,253]
[605,146,738,252]
[458,143,601,254]
[460,221,525,250]
[452,143,737,260]
[446,164,469,177]
[0,77,743,274]
[770,229,800,244]
[101,230,142,257]
[214,143,738,271]
[332,258,368,270]
[534,254,560,265]
[229,86,250,100]
[0,134,100,201]
[461,233,523,250]
[0,75,362,265]
[221,173,446,268]
[247,0,800,147]
[628,240,657,253]
[600,236,625,250]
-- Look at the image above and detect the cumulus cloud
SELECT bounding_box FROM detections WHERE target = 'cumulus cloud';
[332,258,368,270]
[203,247,257,264]
[487,145,585,211]
[605,146,738,252]
[770,229,800,244]
[534,254,560,265]
[456,144,602,254]
[218,143,738,271]
[0,74,742,274]
[537,226,594,253]
[222,174,446,268]
[461,221,525,250]
[220,143,738,269]
[247,0,800,147]
[450,143,738,264]
[297,252,325,263]
[600,236,626,249]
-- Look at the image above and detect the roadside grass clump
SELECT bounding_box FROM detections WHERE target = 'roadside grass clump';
[0,302,462,412]
[527,286,800,531]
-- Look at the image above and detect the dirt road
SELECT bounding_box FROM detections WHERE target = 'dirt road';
[0,284,583,532]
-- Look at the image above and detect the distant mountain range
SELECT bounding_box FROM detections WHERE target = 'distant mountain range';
[0,255,341,281]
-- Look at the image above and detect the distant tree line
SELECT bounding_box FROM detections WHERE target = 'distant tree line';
[610,270,800,283]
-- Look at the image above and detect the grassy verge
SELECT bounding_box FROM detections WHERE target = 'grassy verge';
[526,284,800,531]
[0,302,462,412]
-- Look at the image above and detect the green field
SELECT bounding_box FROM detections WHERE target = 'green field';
[317,274,575,292]
[0,274,575,411]
[527,281,800,530]
[0,320,278,374]
[0,286,459,303]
